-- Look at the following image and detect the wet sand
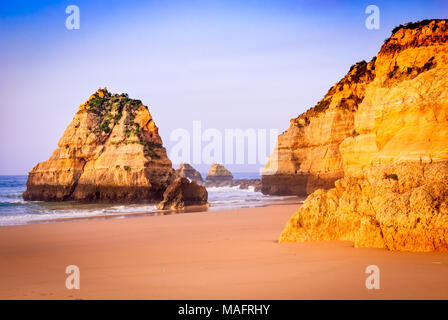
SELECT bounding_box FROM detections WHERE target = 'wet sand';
[0,204,447,299]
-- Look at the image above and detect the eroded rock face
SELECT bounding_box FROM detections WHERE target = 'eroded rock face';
[262,19,448,196]
[279,162,448,252]
[262,60,374,195]
[23,89,175,203]
[206,164,233,183]
[157,177,208,210]
[176,163,203,182]
[278,20,448,251]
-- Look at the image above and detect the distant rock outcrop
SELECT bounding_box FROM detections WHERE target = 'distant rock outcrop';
[278,20,448,251]
[23,89,175,203]
[157,177,208,210]
[206,164,233,183]
[233,179,262,192]
[176,163,203,182]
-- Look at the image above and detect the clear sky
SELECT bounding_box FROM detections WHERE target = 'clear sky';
[0,0,446,174]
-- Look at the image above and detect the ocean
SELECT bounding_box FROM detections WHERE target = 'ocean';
[0,175,300,226]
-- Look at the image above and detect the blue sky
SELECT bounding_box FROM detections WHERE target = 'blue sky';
[0,0,446,174]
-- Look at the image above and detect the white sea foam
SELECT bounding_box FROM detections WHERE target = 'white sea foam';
[0,176,301,226]
[206,185,298,211]
[0,202,158,226]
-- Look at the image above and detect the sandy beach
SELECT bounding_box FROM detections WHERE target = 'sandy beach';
[0,204,447,300]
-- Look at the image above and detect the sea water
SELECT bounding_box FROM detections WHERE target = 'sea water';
[0,175,300,226]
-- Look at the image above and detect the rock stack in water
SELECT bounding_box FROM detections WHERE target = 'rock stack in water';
[275,20,448,251]
[176,163,203,182]
[23,89,207,207]
[206,164,233,183]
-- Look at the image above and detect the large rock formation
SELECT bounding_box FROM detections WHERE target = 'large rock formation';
[176,163,203,182]
[262,60,374,195]
[280,162,448,251]
[206,164,233,183]
[278,20,448,251]
[157,177,208,210]
[23,89,175,203]
[263,19,448,196]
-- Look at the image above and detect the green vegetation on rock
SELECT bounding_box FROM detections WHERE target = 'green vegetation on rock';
[391,19,440,35]
[85,89,163,160]
[86,90,145,136]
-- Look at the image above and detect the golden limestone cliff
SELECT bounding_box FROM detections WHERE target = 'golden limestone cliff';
[277,20,448,251]
[23,89,176,202]
[262,56,375,195]
[262,19,448,196]
[280,162,448,251]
